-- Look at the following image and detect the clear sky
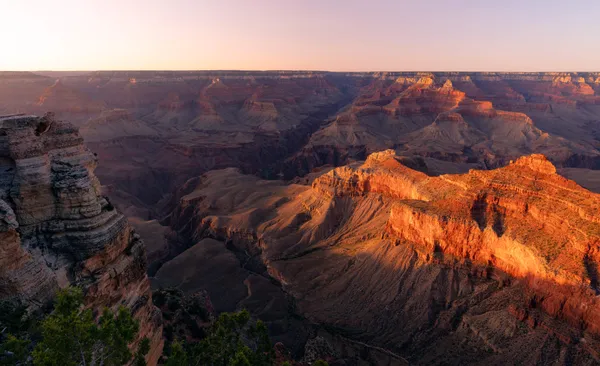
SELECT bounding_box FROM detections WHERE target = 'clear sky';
[1,0,599,71]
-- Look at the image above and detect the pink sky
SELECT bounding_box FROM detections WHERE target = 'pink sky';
[1,0,599,71]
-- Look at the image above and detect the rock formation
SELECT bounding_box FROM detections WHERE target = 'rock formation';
[293,73,600,178]
[158,150,600,364]
[0,114,163,364]
[3,71,600,219]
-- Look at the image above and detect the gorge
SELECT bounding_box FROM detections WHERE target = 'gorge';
[3,71,600,364]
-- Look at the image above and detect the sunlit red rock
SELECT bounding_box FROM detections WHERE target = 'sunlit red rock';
[159,150,600,364]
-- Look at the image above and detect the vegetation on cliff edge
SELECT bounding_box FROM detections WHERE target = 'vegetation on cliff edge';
[0,288,149,366]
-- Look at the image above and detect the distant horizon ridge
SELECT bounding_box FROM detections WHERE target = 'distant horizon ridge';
[3,69,600,74]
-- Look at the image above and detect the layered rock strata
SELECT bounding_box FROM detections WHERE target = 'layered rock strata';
[0,114,163,364]
[161,150,600,364]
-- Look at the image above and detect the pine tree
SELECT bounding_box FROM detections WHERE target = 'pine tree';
[32,287,145,366]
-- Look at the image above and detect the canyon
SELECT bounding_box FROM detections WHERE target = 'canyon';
[3,71,600,364]
[3,71,600,217]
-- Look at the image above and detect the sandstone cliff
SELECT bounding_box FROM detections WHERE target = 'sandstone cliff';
[0,114,163,364]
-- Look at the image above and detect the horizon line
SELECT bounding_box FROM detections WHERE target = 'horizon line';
[3,69,600,74]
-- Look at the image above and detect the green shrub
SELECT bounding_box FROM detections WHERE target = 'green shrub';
[0,287,147,366]
[164,309,274,366]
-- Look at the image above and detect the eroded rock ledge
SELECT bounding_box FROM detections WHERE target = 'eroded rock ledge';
[163,149,600,364]
[0,114,163,364]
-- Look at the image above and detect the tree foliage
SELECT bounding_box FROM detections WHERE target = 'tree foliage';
[164,341,187,366]
[1,288,283,366]
[133,338,151,366]
[0,301,38,365]
[31,287,145,366]
[0,287,147,366]
[0,301,33,335]
[0,334,30,365]
[164,309,274,366]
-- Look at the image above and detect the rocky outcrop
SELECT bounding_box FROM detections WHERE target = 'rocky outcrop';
[160,150,600,364]
[0,114,163,364]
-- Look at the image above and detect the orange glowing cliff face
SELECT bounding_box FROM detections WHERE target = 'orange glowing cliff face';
[154,150,600,363]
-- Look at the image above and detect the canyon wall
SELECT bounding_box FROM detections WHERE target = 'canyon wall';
[0,114,163,364]
[3,71,600,220]
[157,150,600,365]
